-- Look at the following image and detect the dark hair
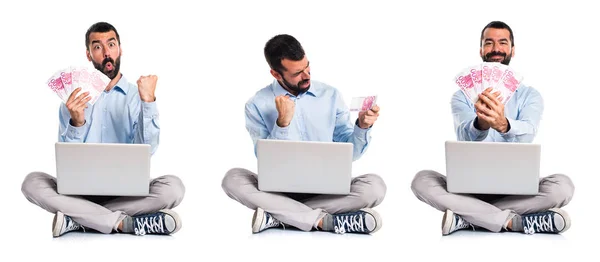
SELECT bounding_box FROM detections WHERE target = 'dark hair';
[85,22,121,50]
[264,34,305,73]
[480,21,514,47]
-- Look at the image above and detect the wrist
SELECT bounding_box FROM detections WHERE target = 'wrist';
[356,119,370,129]
[70,119,85,127]
[474,117,489,131]
[141,95,156,102]
[500,118,511,133]
[277,118,290,127]
[474,117,481,130]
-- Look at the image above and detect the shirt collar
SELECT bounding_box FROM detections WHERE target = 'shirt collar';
[110,74,130,95]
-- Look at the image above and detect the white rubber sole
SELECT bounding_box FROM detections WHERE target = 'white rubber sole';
[52,212,65,237]
[361,208,383,234]
[159,209,182,234]
[549,208,571,233]
[441,209,454,236]
[251,207,266,233]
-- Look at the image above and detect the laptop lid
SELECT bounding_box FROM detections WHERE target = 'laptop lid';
[445,141,540,195]
[257,139,353,195]
[55,142,151,196]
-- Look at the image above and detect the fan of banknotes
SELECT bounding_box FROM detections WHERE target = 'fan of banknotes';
[454,62,523,105]
[46,65,111,105]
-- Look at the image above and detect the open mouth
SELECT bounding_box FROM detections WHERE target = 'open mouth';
[300,80,310,88]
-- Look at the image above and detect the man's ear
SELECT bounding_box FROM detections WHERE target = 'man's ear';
[270,69,283,81]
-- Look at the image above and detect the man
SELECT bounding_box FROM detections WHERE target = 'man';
[222,34,386,234]
[21,22,185,237]
[411,21,574,236]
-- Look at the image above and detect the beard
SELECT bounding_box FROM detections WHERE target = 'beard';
[281,77,310,95]
[482,51,512,65]
[92,56,121,80]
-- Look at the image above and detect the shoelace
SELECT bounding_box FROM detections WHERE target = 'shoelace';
[523,213,554,235]
[334,213,366,234]
[63,217,85,233]
[454,216,472,230]
[134,214,166,236]
[262,214,281,229]
[448,215,475,234]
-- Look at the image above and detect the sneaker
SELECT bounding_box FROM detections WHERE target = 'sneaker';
[252,207,282,233]
[442,210,473,235]
[132,209,182,236]
[52,211,83,237]
[331,208,382,234]
[522,208,570,235]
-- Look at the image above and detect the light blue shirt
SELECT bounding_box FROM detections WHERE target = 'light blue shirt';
[245,80,372,161]
[58,75,160,155]
[452,84,544,143]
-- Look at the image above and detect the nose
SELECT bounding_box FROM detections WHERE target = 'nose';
[300,68,310,78]
[103,45,111,58]
[492,42,501,52]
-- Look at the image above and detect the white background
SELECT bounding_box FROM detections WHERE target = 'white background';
[0,0,597,261]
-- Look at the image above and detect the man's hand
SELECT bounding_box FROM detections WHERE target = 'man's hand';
[358,105,380,129]
[137,75,158,102]
[275,95,295,127]
[474,87,509,133]
[66,87,91,127]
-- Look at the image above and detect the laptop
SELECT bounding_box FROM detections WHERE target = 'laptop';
[55,142,151,196]
[257,139,353,195]
[445,141,540,195]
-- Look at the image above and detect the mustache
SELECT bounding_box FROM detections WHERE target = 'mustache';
[102,57,115,67]
[485,51,506,59]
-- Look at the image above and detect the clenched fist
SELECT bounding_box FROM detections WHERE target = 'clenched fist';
[137,75,158,102]
[275,95,295,127]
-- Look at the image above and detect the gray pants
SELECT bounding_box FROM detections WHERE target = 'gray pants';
[222,168,386,231]
[411,170,574,232]
[21,172,185,234]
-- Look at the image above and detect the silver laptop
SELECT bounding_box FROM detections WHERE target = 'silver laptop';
[257,139,353,195]
[55,142,151,196]
[445,141,540,195]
